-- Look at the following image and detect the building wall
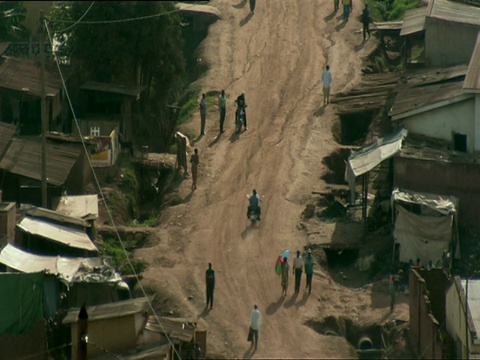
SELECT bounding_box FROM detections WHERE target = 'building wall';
[0,320,47,359]
[401,98,475,152]
[425,18,480,67]
[445,278,480,358]
[71,315,137,358]
[0,202,16,244]
[393,156,480,231]
[409,269,444,359]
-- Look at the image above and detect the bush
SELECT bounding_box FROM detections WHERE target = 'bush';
[102,237,148,276]
[177,86,201,125]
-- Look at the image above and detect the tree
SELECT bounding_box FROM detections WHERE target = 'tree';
[0,1,27,41]
[47,1,186,150]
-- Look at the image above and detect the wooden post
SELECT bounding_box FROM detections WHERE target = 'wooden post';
[77,304,88,360]
[39,10,47,208]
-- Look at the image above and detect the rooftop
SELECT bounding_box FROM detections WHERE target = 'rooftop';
[0,137,83,186]
[464,32,480,93]
[400,7,427,36]
[427,0,480,27]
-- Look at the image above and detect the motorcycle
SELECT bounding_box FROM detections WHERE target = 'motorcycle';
[236,106,245,134]
[247,206,259,226]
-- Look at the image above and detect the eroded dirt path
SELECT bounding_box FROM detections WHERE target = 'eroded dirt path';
[135,1,398,358]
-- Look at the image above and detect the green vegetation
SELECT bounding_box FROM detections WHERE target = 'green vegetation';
[102,236,148,276]
[126,215,158,227]
[177,86,202,125]
[368,0,420,21]
[0,2,27,40]
[120,165,140,219]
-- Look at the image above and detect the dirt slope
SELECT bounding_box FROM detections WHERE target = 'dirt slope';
[134,1,406,358]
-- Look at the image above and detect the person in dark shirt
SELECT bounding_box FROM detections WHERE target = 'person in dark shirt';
[205,262,215,309]
[362,4,371,41]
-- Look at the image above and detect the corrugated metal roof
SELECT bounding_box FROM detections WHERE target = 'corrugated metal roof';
[26,206,91,228]
[80,81,146,97]
[400,7,427,36]
[0,42,11,56]
[0,122,15,157]
[462,279,480,339]
[390,65,468,118]
[0,243,84,281]
[55,194,99,219]
[428,0,480,26]
[347,128,408,177]
[0,137,82,186]
[373,21,403,31]
[145,316,196,343]
[17,216,98,252]
[0,56,64,97]
[62,297,151,324]
[389,79,471,120]
[464,33,480,92]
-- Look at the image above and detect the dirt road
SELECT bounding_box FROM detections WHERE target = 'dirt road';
[135,1,402,358]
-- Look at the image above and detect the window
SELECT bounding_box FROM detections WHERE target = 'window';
[453,133,467,152]
[90,126,100,136]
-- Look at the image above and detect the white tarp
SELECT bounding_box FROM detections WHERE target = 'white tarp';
[0,243,84,282]
[346,128,408,202]
[17,216,98,252]
[347,128,408,178]
[55,194,98,219]
[393,188,459,264]
[394,205,453,264]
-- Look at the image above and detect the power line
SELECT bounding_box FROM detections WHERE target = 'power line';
[52,1,96,34]
[44,20,183,360]
[47,6,182,30]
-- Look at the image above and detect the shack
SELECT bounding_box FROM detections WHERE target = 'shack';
[391,188,459,267]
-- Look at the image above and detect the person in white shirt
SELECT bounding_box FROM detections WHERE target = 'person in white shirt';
[322,65,332,105]
[249,304,262,350]
[292,250,304,293]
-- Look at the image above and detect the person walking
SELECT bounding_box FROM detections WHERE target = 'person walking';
[322,65,332,106]
[362,4,371,41]
[205,262,215,309]
[199,93,207,135]
[219,89,226,133]
[334,0,340,12]
[304,249,314,294]
[281,257,290,297]
[249,304,262,350]
[293,250,304,293]
[342,0,351,22]
[389,270,397,312]
[190,148,199,190]
[249,0,256,15]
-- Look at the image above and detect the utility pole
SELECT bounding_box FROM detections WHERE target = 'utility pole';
[39,10,47,208]
[77,303,88,360]
[466,278,470,360]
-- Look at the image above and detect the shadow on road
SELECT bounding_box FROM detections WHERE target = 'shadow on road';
[243,345,256,359]
[266,296,284,315]
[354,41,366,52]
[208,132,223,148]
[240,12,253,27]
[324,10,337,22]
[283,291,299,308]
[233,0,247,9]
[198,307,210,319]
[335,21,347,31]
[314,104,326,117]
[295,291,310,308]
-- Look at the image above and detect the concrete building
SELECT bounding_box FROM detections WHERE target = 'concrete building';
[401,0,480,67]
[446,277,480,359]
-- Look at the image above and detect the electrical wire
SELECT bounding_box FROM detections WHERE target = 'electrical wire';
[44,20,183,360]
[51,1,96,34]
[47,6,182,30]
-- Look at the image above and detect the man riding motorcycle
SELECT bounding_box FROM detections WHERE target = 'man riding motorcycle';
[247,189,261,220]
[235,92,247,131]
